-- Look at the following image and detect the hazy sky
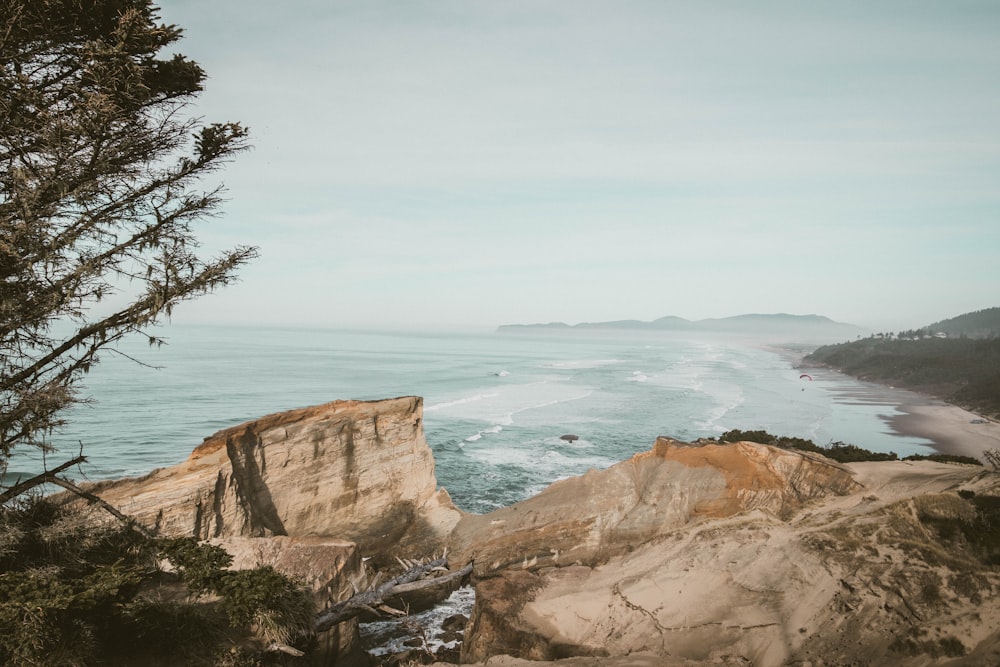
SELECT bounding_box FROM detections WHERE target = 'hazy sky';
[156,0,999,332]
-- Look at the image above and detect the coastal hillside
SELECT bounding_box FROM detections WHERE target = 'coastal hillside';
[804,311,1000,419]
[23,398,1000,665]
[498,313,865,342]
[926,307,1000,339]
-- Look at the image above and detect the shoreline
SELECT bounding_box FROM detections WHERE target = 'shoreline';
[889,401,1000,461]
[769,342,999,462]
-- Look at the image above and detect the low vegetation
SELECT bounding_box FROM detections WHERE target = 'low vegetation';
[921,490,1000,566]
[0,496,314,666]
[715,428,983,465]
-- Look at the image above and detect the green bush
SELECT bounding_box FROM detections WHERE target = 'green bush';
[918,493,1000,566]
[717,429,898,462]
[217,566,315,646]
[0,498,315,665]
[903,453,983,466]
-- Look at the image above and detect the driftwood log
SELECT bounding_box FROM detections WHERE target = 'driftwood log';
[315,556,473,633]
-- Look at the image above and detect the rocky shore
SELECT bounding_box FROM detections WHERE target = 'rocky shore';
[65,396,1000,666]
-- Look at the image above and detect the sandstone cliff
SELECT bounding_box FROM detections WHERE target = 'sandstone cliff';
[63,397,464,665]
[79,396,462,556]
[61,398,1000,666]
[449,437,862,576]
[458,453,1000,666]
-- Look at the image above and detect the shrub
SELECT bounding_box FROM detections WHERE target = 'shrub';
[217,566,315,646]
[0,499,315,665]
[903,453,983,466]
[717,429,898,462]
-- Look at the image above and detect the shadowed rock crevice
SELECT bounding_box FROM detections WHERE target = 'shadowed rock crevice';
[225,424,287,537]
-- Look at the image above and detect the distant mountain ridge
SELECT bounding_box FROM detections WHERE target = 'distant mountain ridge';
[498,313,866,340]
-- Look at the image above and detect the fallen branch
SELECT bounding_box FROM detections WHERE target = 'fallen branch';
[0,455,86,505]
[315,557,473,632]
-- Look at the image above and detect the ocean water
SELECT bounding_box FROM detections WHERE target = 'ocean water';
[7,325,937,514]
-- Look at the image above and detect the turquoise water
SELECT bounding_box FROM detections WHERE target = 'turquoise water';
[7,325,936,513]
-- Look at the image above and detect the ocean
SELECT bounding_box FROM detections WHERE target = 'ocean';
[7,324,936,514]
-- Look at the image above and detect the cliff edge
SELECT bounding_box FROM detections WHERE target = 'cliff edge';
[449,437,862,575]
[75,396,462,556]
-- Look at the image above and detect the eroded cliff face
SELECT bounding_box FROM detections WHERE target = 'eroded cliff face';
[79,396,462,555]
[60,399,1000,666]
[460,451,1000,667]
[449,437,862,575]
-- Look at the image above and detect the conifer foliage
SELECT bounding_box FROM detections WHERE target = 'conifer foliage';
[0,1,257,472]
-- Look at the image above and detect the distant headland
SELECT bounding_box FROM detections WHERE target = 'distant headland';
[497,313,867,341]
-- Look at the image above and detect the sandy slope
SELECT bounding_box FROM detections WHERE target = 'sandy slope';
[449,459,1000,666]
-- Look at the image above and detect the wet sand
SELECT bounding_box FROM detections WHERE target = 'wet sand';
[890,401,1000,461]
[771,343,999,461]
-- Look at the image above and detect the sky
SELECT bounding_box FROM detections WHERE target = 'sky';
[154,0,1000,333]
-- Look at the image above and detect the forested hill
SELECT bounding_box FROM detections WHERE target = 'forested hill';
[804,337,1000,419]
[927,307,1000,339]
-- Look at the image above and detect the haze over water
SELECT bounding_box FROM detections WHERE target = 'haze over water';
[10,325,936,514]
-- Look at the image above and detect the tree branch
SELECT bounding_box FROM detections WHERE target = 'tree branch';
[0,454,85,504]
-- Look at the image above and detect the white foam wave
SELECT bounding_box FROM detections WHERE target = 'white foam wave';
[694,390,747,431]
[425,392,500,412]
[626,371,648,383]
[467,443,616,476]
[544,358,623,370]
[426,382,593,427]
[495,370,510,377]
[465,424,503,442]
[362,585,475,657]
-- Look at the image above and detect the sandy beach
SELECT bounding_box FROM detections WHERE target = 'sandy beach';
[890,400,1000,460]
[775,343,999,462]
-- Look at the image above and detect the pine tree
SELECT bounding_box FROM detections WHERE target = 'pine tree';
[1,0,257,479]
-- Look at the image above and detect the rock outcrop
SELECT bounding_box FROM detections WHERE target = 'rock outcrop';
[449,437,862,576]
[60,398,1000,666]
[78,396,462,556]
[459,457,1000,666]
[63,397,465,665]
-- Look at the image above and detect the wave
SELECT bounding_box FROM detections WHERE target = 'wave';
[692,385,747,432]
[426,381,593,428]
[543,358,623,370]
[465,424,503,442]
[362,585,475,657]
[425,392,500,412]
